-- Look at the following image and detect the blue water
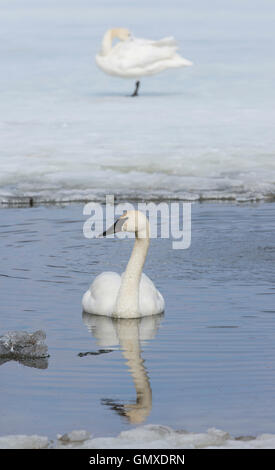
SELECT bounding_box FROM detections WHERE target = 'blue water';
[0,202,274,438]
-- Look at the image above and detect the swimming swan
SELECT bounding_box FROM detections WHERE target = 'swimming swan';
[82,210,165,318]
[95,28,193,96]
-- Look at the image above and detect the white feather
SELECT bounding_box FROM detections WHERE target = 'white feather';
[96,30,193,79]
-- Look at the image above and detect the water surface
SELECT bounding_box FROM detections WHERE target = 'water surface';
[0,202,274,439]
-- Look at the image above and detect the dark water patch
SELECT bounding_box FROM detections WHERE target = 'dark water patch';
[17,239,40,243]
[0,273,30,280]
[78,349,113,357]
[46,264,67,269]
[206,326,239,329]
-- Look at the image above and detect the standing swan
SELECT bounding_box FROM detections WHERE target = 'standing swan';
[95,28,193,96]
[82,210,165,317]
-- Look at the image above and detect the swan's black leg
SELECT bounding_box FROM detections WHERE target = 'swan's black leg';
[131,80,140,97]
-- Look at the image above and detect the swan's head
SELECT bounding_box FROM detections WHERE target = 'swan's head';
[111,27,131,41]
[102,210,149,238]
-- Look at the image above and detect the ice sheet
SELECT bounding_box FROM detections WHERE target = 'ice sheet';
[1,425,275,449]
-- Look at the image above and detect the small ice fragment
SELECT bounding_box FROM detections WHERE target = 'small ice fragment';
[0,330,49,358]
[57,430,91,443]
[0,434,49,449]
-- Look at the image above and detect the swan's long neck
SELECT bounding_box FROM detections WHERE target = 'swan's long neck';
[115,229,149,318]
[101,28,120,55]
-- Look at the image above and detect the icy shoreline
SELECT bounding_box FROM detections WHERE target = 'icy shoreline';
[1,189,275,208]
[1,425,275,449]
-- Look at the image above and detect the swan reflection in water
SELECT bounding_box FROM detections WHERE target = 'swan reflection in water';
[82,312,163,424]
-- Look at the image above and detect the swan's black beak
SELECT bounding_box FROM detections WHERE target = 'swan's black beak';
[99,217,128,238]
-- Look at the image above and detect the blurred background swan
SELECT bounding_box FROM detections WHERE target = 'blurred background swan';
[82,210,165,318]
[95,27,193,96]
[82,312,163,424]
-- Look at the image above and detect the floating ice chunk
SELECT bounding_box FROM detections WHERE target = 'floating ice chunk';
[119,424,174,441]
[0,330,49,358]
[101,425,230,449]
[71,427,275,449]
[57,430,91,443]
[2,425,275,449]
[172,427,230,449]
[0,434,49,449]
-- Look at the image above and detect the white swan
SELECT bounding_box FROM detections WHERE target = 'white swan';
[82,210,165,318]
[95,28,193,96]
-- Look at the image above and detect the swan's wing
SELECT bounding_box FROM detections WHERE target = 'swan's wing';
[138,36,178,48]
[109,38,179,70]
[96,36,192,77]
[82,271,121,316]
[139,273,165,316]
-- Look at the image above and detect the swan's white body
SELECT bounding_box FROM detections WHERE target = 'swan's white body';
[82,211,165,318]
[96,28,193,79]
[82,271,164,317]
